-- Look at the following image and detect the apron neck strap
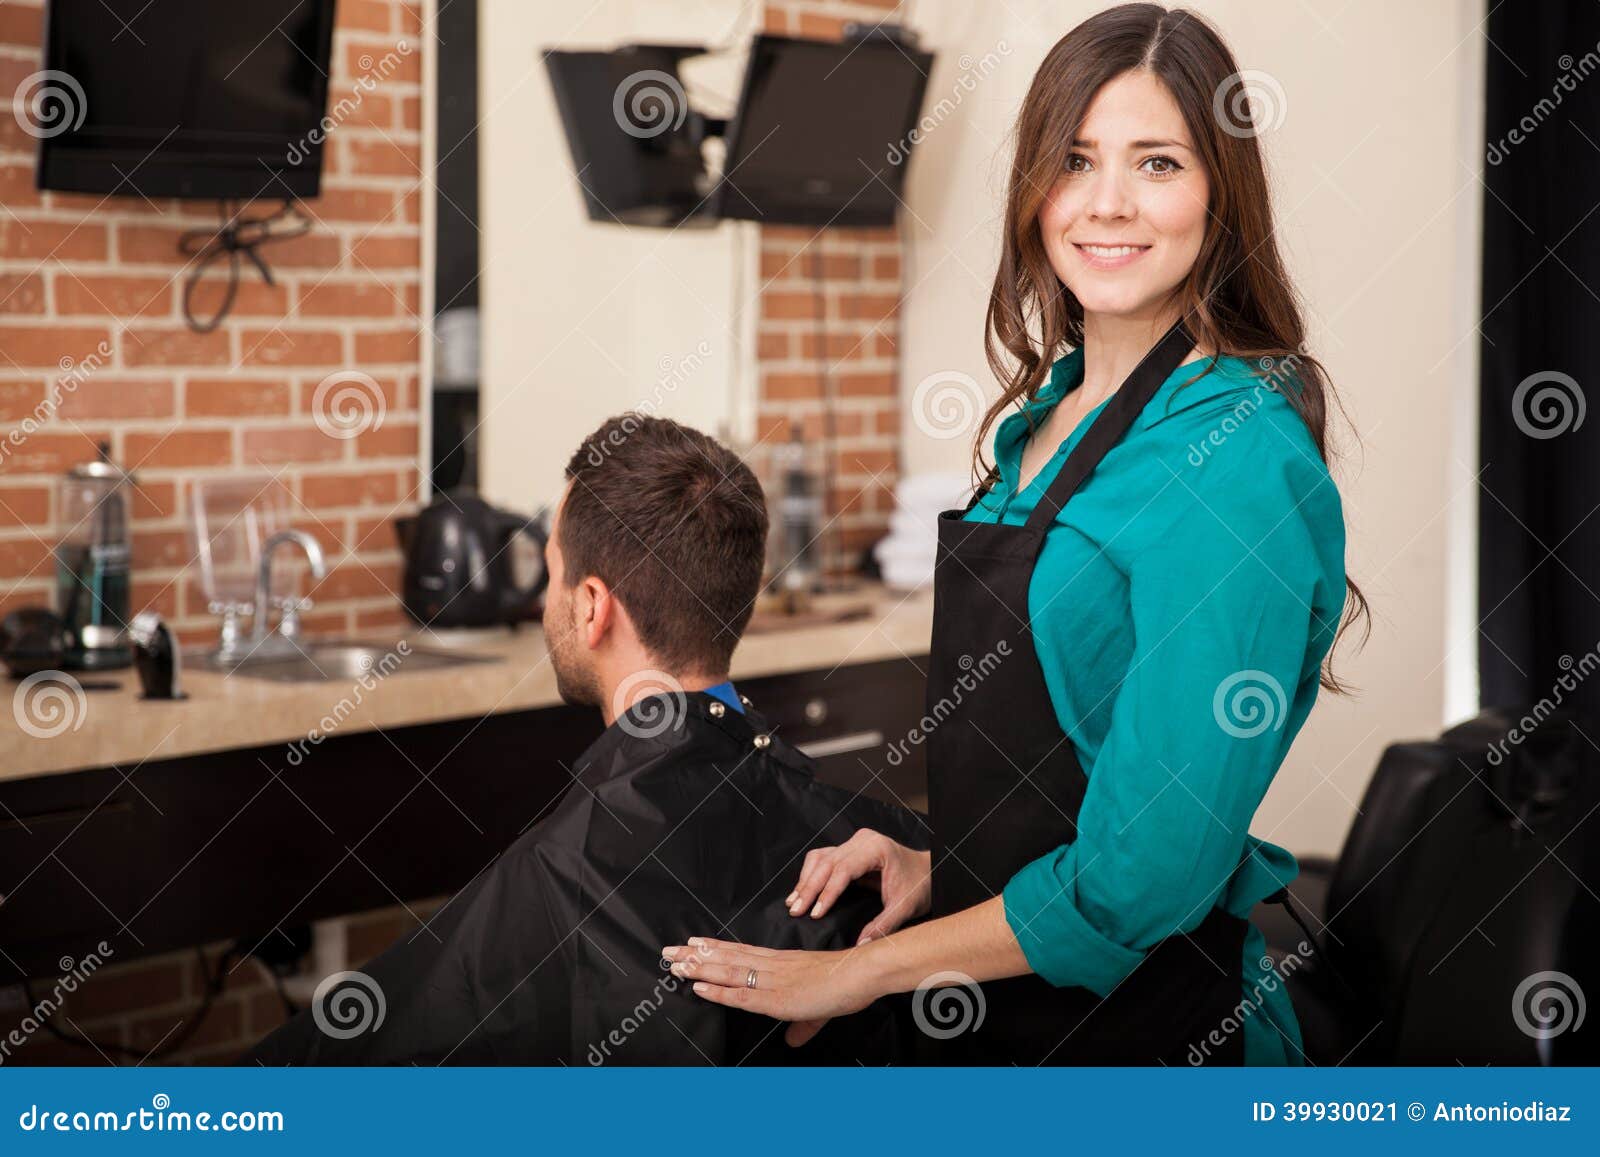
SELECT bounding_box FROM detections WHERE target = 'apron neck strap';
[1022,315,1196,536]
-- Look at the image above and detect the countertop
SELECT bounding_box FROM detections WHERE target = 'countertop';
[1,587,934,786]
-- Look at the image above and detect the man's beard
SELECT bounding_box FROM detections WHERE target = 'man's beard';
[548,602,601,709]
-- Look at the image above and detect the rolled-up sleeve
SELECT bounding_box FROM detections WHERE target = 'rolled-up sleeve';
[1001,410,1343,995]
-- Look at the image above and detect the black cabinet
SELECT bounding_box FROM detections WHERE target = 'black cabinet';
[0,656,927,979]
[741,656,928,813]
[0,777,135,962]
[0,704,602,981]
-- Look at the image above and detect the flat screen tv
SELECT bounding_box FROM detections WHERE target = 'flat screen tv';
[715,34,934,227]
[35,0,337,200]
[544,45,713,228]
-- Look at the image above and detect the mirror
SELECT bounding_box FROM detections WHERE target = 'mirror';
[439,1,757,515]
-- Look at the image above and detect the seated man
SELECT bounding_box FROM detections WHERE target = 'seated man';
[245,415,925,1065]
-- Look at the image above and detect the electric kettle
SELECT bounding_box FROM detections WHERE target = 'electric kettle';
[395,490,548,629]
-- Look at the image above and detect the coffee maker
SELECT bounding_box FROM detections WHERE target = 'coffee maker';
[55,443,135,670]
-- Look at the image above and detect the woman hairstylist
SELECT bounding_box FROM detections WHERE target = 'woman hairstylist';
[663,3,1367,1065]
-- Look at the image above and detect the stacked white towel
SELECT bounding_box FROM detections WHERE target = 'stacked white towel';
[873,472,970,591]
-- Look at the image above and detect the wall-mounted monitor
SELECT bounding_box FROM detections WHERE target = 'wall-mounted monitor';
[544,44,715,228]
[714,34,934,228]
[35,0,337,200]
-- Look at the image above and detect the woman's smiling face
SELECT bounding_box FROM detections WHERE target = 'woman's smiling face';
[1038,69,1210,318]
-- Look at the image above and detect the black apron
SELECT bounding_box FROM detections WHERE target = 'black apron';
[923,316,1249,1065]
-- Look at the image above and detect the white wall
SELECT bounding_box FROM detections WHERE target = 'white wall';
[894,0,1485,857]
[478,0,759,515]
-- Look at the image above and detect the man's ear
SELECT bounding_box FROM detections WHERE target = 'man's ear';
[579,575,615,650]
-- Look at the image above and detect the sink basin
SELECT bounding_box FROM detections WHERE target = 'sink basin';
[219,641,500,683]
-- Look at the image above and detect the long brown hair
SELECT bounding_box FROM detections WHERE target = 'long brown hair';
[981,2,1369,692]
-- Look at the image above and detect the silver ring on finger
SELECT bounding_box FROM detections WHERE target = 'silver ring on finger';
[745,968,759,990]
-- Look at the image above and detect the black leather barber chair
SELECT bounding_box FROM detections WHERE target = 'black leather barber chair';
[1251,708,1599,1065]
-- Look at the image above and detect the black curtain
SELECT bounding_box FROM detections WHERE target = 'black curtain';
[1479,2,1600,711]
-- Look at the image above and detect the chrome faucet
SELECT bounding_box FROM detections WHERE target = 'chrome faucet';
[249,529,327,655]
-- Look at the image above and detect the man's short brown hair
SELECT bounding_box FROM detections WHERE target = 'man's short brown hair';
[560,414,768,674]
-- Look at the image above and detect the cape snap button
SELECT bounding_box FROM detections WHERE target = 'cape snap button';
[753,733,772,749]
[739,695,752,707]
[708,701,726,718]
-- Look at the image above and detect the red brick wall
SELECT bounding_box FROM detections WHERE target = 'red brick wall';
[756,0,907,570]
[0,0,425,645]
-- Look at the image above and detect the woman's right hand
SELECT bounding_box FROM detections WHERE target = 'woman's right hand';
[787,828,932,944]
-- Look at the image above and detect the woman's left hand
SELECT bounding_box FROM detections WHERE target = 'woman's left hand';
[660,937,881,1047]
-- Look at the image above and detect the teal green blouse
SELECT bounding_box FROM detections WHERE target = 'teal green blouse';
[966,347,1346,1066]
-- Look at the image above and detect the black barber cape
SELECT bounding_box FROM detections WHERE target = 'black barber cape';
[243,691,928,1066]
